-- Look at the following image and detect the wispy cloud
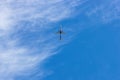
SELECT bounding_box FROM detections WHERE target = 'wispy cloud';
[1,0,119,79]
[0,0,81,80]
[85,0,120,23]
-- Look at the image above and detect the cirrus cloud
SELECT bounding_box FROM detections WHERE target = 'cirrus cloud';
[0,0,81,80]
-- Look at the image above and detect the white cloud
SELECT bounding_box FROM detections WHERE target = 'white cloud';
[86,0,120,23]
[0,0,80,80]
[1,0,119,80]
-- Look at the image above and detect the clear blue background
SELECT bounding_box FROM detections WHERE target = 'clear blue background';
[43,18,120,80]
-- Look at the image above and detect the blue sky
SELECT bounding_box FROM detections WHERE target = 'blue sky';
[0,0,120,80]
[43,22,120,80]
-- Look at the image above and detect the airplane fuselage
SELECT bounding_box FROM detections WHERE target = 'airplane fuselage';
[56,26,64,40]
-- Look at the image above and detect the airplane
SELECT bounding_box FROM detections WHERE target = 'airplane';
[56,25,65,40]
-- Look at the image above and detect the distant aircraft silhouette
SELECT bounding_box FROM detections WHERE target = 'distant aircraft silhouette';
[56,25,64,40]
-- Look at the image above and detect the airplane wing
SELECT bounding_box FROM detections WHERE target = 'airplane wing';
[61,31,65,34]
[56,31,60,34]
[56,31,65,34]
